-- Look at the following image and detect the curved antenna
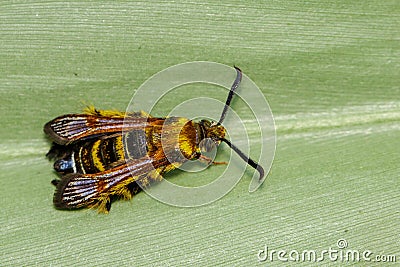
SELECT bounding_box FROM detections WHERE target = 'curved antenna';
[217,66,242,125]
[219,137,265,181]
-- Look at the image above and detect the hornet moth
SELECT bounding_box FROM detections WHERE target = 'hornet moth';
[44,66,264,213]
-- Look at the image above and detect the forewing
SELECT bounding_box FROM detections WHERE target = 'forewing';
[44,113,156,145]
[53,156,173,212]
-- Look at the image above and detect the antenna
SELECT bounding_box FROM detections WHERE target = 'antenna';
[216,66,265,181]
[220,138,265,181]
[217,66,242,125]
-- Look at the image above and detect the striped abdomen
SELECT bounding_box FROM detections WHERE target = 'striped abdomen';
[54,129,148,174]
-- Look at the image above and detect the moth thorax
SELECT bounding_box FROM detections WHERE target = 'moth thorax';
[175,120,198,160]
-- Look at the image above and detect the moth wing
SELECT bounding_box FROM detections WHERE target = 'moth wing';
[53,156,175,213]
[44,110,156,145]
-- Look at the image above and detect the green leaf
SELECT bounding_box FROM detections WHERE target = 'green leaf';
[1,1,399,266]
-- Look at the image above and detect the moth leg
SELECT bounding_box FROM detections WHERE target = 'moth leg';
[94,196,112,214]
[199,155,228,165]
[105,200,112,212]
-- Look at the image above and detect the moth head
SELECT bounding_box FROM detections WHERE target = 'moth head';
[198,119,226,153]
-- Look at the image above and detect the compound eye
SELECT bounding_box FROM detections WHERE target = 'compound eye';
[199,138,216,153]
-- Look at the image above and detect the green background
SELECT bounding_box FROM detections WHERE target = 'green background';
[1,1,399,266]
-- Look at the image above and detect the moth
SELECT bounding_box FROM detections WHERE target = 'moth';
[44,67,264,213]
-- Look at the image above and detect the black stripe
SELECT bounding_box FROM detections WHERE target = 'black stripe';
[124,130,148,159]
[100,138,118,167]
[82,144,96,173]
